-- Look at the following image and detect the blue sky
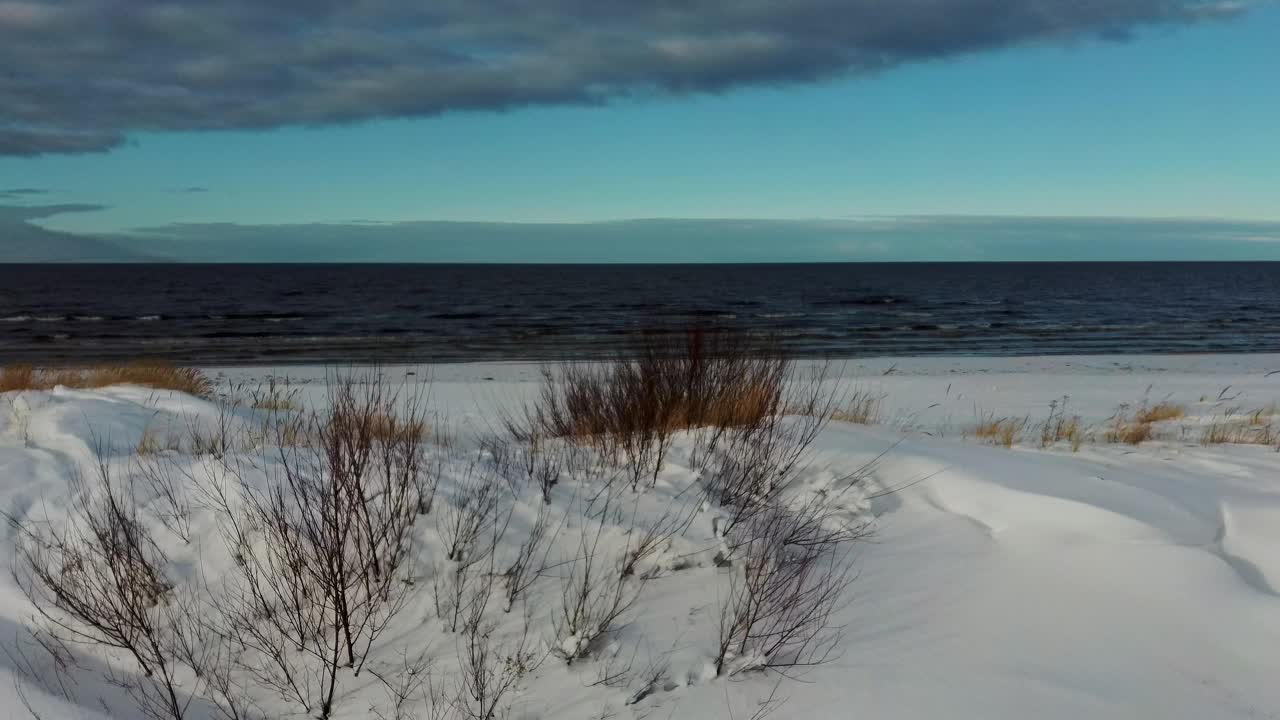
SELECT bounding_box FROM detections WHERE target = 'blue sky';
[1,1,1277,260]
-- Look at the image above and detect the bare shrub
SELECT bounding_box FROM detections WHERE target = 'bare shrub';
[551,490,649,663]
[132,440,194,543]
[368,650,436,720]
[434,514,506,634]
[452,611,543,720]
[497,434,564,504]
[501,504,558,613]
[714,500,856,677]
[438,456,510,563]
[8,455,207,720]
[211,371,425,718]
[700,365,839,540]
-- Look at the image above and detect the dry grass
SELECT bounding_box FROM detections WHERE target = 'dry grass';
[0,363,212,398]
[248,377,302,411]
[1099,400,1170,446]
[0,365,36,393]
[1134,401,1185,424]
[1201,407,1279,448]
[515,329,790,443]
[1040,414,1083,451]
[1035,397,1084,451]
[136,427,165,456]
[1247,404,1277,426]
[1103,419,1154,446]
[831,390,883,425]
[369,413,428,444]
[973,415,1026,448]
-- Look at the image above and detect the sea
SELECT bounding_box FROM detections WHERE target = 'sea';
[2,262,1278,365]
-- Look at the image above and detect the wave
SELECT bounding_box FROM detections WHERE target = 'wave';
[428,312,495,320]
[207,313,305,322]
[813,295,909,307]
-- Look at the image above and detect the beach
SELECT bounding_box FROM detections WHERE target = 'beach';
[3,353,1279,719]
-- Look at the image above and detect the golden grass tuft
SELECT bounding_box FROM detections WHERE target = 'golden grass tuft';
[1104,420,1154,446]
[0,365,36,393]
[0,363,212,398]
[973,415,1026,448]
[1134,401,1185,424]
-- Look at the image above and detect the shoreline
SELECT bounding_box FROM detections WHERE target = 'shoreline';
[205,351,1280,382]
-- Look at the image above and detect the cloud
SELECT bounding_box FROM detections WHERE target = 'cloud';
[0,202,104,221]
[0,186,50,199]
[105,215,1280,263]
[0,0,1248,156]
[175,186,210,193]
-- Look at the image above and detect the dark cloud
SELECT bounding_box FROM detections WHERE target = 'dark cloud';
[176,186,210,193]
[0,186,50,199]
[0,1,1247,156]
[0,203,142,261]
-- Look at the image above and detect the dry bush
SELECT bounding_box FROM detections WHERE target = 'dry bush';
[1134,401,1185,424]
[0,363,213,398]
[830,389,883,425]
[973,414,1026,449]
[508,329,789,489]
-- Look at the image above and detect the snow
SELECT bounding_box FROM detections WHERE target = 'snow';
[2,354,1279,719]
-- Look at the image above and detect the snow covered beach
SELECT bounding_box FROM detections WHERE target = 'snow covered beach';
[3,353,1279,719]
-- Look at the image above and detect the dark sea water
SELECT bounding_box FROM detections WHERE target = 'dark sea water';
[2,263,1278,364]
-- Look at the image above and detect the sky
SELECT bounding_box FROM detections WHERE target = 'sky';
[1,0,1278,261]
